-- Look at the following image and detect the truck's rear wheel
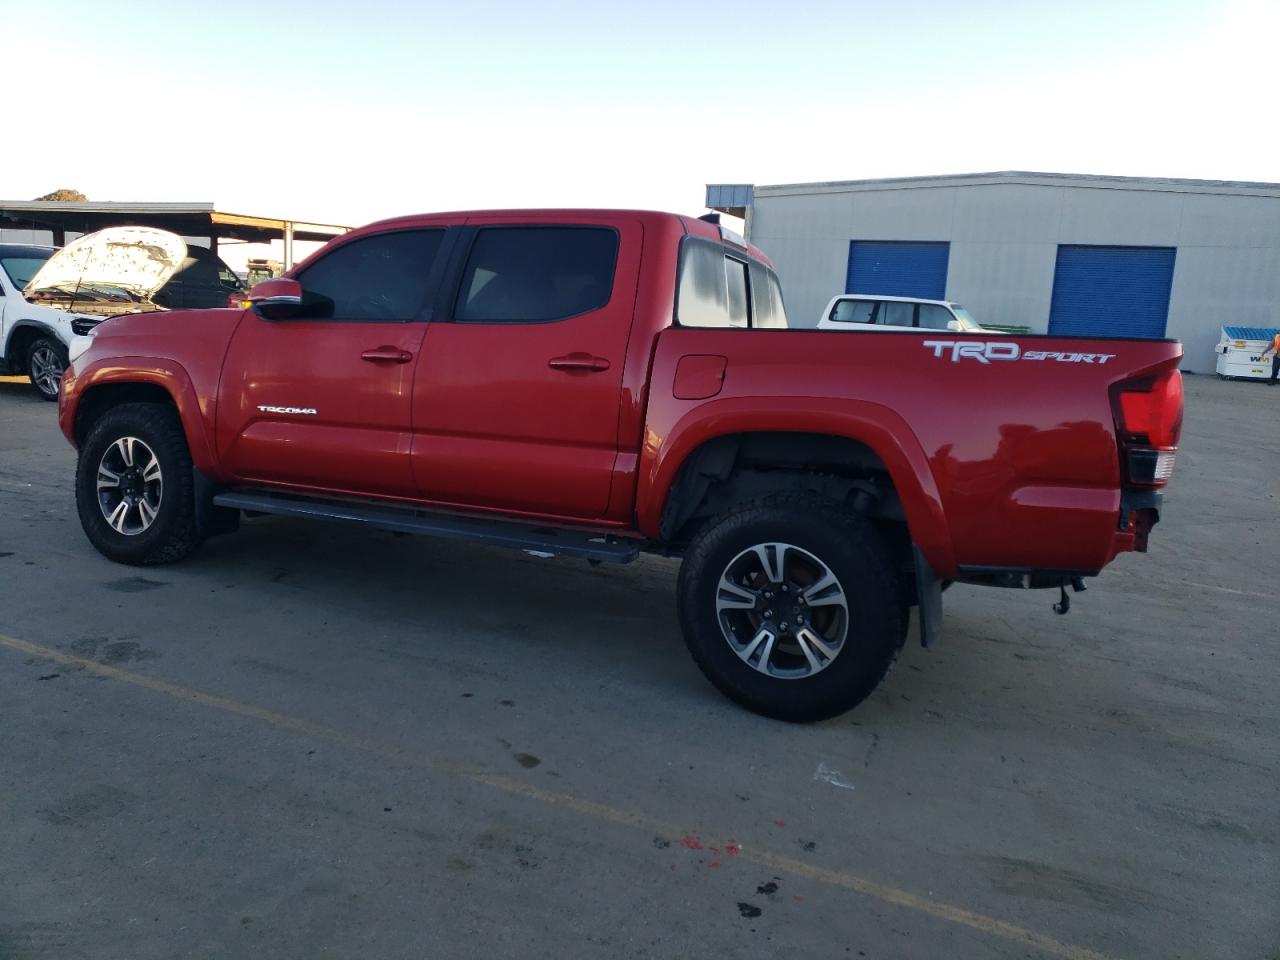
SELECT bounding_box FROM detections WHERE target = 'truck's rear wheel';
[677,494,903,722]
[75,403,203,565]
[27,337,67,401]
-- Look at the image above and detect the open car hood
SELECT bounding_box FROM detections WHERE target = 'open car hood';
[25,227,187,300]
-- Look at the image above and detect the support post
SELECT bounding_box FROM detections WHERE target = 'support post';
[283,222,295,269]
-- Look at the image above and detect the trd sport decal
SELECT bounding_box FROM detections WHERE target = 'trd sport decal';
[922,340,1116,365]
[258,405,318,415]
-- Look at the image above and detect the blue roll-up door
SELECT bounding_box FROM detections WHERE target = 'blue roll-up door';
[1047,246,1176,338]
[846,241,949,299]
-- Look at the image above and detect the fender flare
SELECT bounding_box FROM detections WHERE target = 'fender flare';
[67,356,219,473]
[636,395,957,576]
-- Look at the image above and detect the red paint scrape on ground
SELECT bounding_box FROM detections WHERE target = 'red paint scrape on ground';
[680,835,703,850]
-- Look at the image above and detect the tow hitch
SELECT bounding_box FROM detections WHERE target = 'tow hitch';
[954,567,1096,615]
[1053,576,1088,615]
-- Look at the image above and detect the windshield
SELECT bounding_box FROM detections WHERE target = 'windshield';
[1,254,52,290]
[950,305,982,331]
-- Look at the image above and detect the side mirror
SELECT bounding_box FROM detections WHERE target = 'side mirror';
[247,278,305,320]
[946,319,963,332]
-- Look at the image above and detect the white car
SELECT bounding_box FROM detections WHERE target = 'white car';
[0,228,187,400]
[817,294,986,334]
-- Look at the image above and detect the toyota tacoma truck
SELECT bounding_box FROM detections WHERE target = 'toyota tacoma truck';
[57,209,1184,721]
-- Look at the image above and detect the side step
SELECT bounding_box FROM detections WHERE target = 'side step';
[211,490,641,564]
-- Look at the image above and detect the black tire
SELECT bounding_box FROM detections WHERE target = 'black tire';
[677,493,904,722]
[75,402,203,565]
[27,336,67,401]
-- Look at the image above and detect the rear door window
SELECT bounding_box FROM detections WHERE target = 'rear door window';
[455,227,618,323]
[881,301,916,327]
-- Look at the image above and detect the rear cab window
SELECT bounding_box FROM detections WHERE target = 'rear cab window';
[676,237,788,329]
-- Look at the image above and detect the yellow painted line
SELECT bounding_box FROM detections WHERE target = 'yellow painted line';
[1,631,1116,960]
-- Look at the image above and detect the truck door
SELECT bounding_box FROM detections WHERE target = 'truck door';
[410,218,641,519]
[217,228,450,498]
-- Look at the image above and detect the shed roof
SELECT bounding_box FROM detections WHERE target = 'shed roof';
[734,170,1280,201]
[0,201,350,244]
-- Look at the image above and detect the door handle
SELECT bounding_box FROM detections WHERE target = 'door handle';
[361,347,413,364]
[548,353,611,372]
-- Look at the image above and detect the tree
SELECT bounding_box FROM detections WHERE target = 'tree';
[34,189,87,202]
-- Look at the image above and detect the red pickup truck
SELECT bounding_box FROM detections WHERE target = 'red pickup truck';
[58,209,1184,721]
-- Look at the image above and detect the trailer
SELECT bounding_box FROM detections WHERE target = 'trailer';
[1215,326,1279,380]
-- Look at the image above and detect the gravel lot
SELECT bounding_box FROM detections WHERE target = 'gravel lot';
[1,372,1276,960]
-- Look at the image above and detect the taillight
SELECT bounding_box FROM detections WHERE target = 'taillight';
[1117,370,1183,447]
[1112,369,1183,487]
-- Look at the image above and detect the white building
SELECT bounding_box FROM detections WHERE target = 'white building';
[707,172,1280,373]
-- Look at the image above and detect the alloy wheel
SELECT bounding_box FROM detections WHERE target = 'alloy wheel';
[96,437,164,536]
[715,542,850,679]
[29,344,64,398]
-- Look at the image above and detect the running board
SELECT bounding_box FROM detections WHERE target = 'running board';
[211,490,641,564]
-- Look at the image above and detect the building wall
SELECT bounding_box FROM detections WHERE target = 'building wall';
[0,228,53,245]
[749,181,1280,373]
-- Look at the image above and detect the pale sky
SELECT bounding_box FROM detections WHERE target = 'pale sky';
[8,0,1279,242]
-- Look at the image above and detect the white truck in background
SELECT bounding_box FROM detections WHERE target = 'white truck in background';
[817,294,987,333]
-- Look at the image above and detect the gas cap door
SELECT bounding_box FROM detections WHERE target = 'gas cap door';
[673,354,728,400]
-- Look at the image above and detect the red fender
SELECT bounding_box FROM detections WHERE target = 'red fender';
[636,395,957,577]
[60,356,222,478]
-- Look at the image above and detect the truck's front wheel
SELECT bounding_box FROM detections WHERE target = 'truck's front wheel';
[75,403,203,565]
[677,495,903,722]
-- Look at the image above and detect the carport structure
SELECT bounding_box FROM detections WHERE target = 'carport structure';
[0,200,350,268]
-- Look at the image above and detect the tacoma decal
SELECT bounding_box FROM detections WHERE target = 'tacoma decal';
[922,341,1115,365]
[258,405,318,415]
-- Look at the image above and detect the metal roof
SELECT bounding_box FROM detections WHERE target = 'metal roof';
[1222,326,1280,340]
[732,170,1280,201]
[705,184,753,209]
[0,201,350,244]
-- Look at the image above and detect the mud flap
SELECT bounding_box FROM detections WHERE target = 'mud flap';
[913,545,943,648]
[193,468,240,539]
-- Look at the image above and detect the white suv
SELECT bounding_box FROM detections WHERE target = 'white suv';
[817,294,985,334]
[0,228,186,400]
